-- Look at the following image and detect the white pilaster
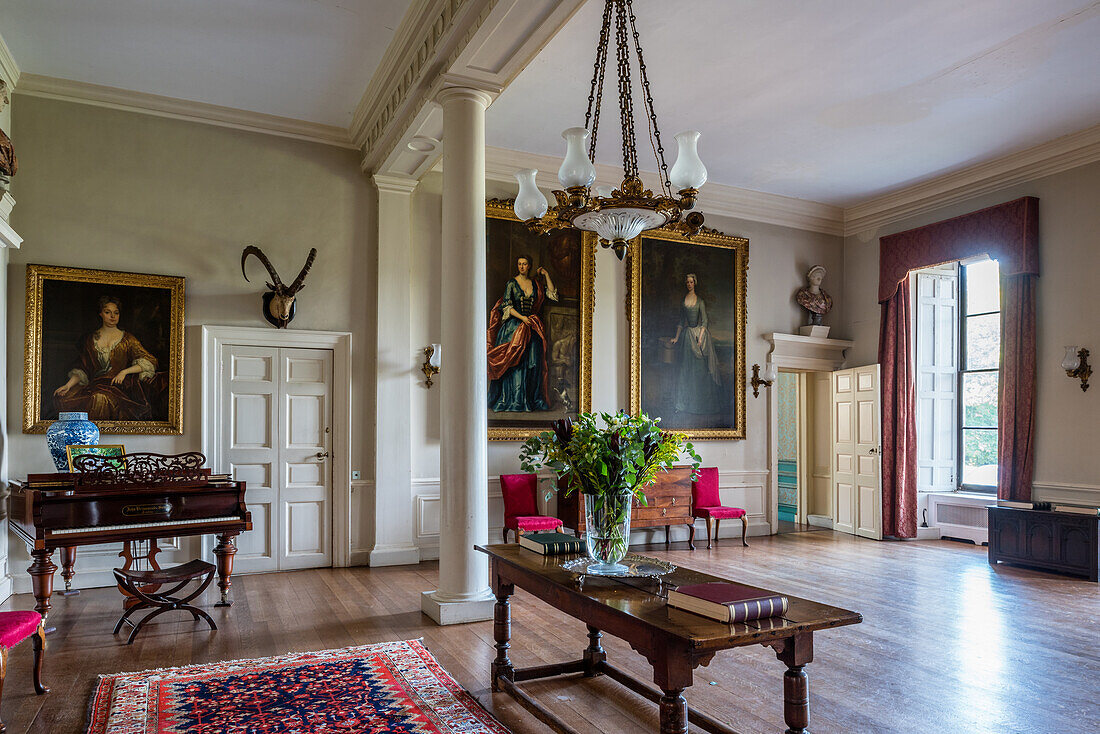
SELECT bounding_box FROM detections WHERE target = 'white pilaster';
[370,174,421,567]
[421,85,495,625]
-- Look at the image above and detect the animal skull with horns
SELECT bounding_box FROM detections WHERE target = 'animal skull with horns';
[241,245,318,328]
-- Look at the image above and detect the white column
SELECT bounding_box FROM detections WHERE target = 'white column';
[370,175,421,566]
[0,191,20,602]
[421,85,495,625]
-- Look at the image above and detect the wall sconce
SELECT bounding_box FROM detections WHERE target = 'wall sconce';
[1061,346,1091,392]
[422,344,441,388]
[750,362,777,398]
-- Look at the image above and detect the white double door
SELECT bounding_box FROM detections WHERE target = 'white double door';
[220,345,333,572]
[831,364,883,540]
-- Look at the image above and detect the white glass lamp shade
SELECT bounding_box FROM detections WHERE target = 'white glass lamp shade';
[669,130,707,191]
[1062,346,1081,371]
[572,207,668,244]
[593,184,615,198]
[513,169,548,220]
[762,362,778,383]
[429,343,442,369]
[558,127,597,189]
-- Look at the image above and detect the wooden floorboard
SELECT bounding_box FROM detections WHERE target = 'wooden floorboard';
[1,531,1097,733]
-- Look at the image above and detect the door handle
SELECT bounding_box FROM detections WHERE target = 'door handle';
[868,447,880,455]
[315,451,330,460]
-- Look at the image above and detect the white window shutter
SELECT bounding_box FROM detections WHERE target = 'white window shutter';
[914,267,959,492]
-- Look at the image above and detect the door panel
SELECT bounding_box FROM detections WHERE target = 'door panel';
[222,345,278,573]
[832,364,882,539]
[277,348,332,570]
[220,344,332,572]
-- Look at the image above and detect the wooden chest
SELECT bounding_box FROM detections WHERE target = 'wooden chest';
[988,506,1098,582]
[556,467,695,547]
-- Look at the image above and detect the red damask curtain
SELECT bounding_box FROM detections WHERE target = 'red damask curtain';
[878,197,1039,519]
[879,277,918,538]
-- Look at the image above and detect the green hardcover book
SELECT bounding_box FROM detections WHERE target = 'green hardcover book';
[518,531,585,555]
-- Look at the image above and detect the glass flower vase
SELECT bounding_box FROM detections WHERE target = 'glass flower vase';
[583,492,633,575]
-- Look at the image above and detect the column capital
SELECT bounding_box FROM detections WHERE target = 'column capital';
[372,174,420,195]
[435,83,495,109]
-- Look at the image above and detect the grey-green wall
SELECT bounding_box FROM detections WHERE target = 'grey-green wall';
[7,94,376,542]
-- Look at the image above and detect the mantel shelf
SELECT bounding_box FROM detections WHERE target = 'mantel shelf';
[0,191,21,249]
[764,332,854,372]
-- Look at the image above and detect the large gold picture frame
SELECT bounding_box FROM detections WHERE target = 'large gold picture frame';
[627,226,748,439]
[24,264,185,435]
[486,199,595,441]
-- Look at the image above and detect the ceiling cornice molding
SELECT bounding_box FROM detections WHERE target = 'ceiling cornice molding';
[482,146,846,236]
[15,73,356,149]
[0,30,20,88]
[843,123,1100,235]
[359,0,585,178]
[350,0,488,161]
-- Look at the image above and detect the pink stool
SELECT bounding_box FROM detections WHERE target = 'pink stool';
[0,611,48,732]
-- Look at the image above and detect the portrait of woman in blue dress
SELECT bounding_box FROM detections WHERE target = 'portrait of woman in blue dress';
[487,255,559,412]
[668,273,721,413]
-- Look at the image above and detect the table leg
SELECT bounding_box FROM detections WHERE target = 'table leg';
[491,581,514,691]
[58,547,79,595]
[773,632,814,734]
[28,550,57,619]
[583,625,605,676]
[658,687,687,734]
[213,533,238,607]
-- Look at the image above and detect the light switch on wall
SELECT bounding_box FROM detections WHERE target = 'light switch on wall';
[351,470,361,480]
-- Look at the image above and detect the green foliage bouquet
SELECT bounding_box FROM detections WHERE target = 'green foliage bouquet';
[519,411,700,571]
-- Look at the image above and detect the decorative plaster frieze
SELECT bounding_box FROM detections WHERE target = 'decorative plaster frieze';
[351,0,480,160]
[16,74,355,149]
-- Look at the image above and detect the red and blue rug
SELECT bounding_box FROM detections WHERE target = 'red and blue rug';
[86,639,511,733]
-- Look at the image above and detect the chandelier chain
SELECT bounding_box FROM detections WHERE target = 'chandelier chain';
[614,0,638,178]
[584,0,614,160]
[626,1,671,197]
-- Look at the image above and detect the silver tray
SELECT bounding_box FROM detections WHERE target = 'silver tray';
[560,554,676,579]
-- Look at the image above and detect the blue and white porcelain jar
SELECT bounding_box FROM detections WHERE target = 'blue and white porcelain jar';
[45,412,100,470]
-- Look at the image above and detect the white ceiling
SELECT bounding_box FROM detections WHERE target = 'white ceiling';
[1,1,1098,206]
[486,0,1100,206]
[0,0,411,127]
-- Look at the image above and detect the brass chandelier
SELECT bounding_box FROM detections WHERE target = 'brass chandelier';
[512,0,708,260]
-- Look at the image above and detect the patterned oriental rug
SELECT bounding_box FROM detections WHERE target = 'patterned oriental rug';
[86,640,512,734]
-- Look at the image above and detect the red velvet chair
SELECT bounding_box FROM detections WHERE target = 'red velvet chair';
[0,611,49,733]
[500,473,563,543]
[690,467,748,549]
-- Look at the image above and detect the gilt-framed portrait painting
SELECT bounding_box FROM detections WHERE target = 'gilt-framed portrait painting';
[24,264,185,435]
[627,226,748,439]
[486,199,595,440]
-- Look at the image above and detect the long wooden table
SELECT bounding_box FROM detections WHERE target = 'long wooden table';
[476,544,861,734]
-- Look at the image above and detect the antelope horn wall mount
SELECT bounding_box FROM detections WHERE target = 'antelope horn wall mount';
[241,244,319,328]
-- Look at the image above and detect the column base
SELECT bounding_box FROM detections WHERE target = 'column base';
[369,544,421,567]
[421,589,495,625]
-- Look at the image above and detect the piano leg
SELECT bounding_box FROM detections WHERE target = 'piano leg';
[28,550,57,619]
[213,533,238,607]
[58,547,80,596]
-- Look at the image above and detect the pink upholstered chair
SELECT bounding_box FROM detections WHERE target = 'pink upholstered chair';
[690,467,748,550]
[0,611,49,732]
[500,473,563,543]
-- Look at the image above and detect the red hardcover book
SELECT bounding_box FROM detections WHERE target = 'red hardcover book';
[666,582,789,623]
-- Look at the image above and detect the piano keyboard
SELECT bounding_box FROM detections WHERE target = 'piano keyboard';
[52,516,242,536]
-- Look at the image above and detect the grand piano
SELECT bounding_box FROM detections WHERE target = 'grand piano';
[8,451,251,618]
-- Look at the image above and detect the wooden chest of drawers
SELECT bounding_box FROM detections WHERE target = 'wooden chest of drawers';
[988,506,1098,582]
[556,466,695,549]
